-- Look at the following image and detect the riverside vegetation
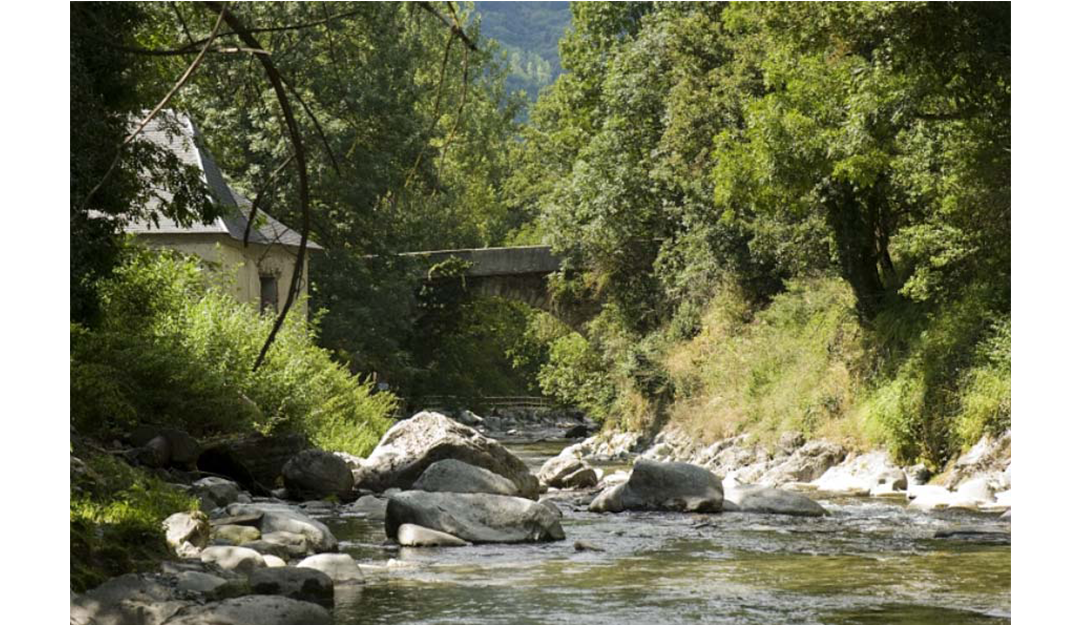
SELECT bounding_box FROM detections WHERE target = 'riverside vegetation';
[70,1,1010,616]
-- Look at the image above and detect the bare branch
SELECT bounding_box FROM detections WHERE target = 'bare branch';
[243,154,295,248]
[199,1,311,372]
[418,1,479,51]
[280,75,341,177]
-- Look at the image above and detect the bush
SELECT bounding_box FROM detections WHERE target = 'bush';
[71,244,396,456]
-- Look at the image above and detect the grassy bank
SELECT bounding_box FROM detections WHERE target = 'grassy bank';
[543,277,1010,470]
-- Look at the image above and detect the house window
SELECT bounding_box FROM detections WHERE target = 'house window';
[260,275,278,314]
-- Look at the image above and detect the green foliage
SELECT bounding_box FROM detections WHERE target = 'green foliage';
[70,452,198,592]
[70,2,217,323]
[71,245,396,456]
[538,331,614,422]
[859,287,1011,466]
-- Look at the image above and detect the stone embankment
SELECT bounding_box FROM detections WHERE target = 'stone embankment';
[562,427,1012,515]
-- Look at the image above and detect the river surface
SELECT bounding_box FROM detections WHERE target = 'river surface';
[324,440,1010,624]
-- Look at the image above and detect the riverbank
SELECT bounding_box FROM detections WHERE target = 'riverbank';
[71,410,1009,624]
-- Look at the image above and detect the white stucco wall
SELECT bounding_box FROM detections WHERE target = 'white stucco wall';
[134,233,311,317]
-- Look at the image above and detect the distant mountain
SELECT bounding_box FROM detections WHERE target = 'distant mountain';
[473,1,571,103]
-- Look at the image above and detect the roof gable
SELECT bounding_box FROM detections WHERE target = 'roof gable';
[124,112,321,251]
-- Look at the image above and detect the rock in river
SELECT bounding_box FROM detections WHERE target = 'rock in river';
[222,503,337,553]
[249,567,335,608]
[724,485,827,517]
[352,411,540,499]
[164,595,331,625]
[386,491,565,543]
[282,449,355,501]
[413,458,519,496]
[397,523,470,547]
[589,459,724,513]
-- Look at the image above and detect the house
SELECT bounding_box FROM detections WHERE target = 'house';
[124,113,321,315]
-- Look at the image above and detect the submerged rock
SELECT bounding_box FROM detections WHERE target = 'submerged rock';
[352,411,540,498]
[386,490,565,543]
[588,459,724,513]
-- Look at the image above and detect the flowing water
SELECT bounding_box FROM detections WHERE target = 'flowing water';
[325,439,1010,624]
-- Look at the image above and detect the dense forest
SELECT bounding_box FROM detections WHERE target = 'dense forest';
[70,1,1009,592]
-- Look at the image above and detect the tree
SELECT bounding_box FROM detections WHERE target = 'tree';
[712,2,1010,319]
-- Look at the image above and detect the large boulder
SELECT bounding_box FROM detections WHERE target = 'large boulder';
[282,449,354,501]
[413,459,519,496]
[353,411,540,499]
[588,459,724,513]
[344,495,389,521]
[725,485,827,517]
[386,491,565,543]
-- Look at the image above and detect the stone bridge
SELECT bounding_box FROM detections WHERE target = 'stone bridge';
[400,245,561,312]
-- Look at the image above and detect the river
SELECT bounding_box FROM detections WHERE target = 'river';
[321,439,1010,624]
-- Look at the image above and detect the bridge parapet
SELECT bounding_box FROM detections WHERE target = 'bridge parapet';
[400,245,559,278]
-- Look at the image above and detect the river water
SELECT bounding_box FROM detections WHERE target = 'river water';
[325,439,1010,624]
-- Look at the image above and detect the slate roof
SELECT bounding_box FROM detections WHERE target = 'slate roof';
[123,112,321,251]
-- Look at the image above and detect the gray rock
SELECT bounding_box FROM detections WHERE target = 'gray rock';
[198,433,310,492]
[413,458,520,496]
[192,477,242,511]
[725,485,827,517]
[263,555,287,568]
[282,449,354,501]
[777,431,805,455]
[573,540,605,552]
[386,491,565,543]
[562,466,599,489]
[131,426,201,469]
[71,574,190,625]
[199,546,266,575]
[222,503,337,553]
[759,440,846,486]
[211,524,261,545]
[538,454,595,488]
[239,539,292,560]
[344,495,388,520]
[174,572,246,600]
[163,511,210,558]
[588,459,724,513]
[249,567,334,608]
[296,553,364,583]
[397,523,470,547]
[163,595,332,625]
[352,411,540,498]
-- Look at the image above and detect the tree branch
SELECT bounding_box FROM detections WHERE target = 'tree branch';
[243,153,294,248]
[200,1,312,372]
[79,5,228,213]
[418,2,479,51]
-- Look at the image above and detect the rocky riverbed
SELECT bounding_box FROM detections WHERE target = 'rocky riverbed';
[72,410,1010,624]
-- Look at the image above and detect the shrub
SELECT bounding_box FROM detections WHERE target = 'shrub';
[71,244,396,456]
